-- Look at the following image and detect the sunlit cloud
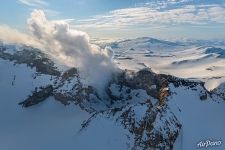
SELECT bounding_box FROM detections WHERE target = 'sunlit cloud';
[75,4,225,30]
[18,0,60,17]
[18,0,48,7]
[0,25,41,48]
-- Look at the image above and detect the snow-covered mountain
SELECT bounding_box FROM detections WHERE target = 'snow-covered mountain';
[110,37,225,91]
[0,40,225,150]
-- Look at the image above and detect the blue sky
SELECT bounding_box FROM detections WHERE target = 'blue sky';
[0,0,225,40]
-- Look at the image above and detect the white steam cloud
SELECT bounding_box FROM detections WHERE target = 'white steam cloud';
[0,25,41,48]
[28,10,117,93]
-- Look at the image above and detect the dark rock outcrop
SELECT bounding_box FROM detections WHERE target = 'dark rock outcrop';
[0,45,60,76]
[19,85,53,107]
[81,100,181,150]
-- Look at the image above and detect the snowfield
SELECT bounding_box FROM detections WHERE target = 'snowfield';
[110,38,225,91]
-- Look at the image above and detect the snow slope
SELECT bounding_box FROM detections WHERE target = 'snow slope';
[168,84,225,150]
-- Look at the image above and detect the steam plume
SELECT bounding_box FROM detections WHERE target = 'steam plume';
[28,10,117,94]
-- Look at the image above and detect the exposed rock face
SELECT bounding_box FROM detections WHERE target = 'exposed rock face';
[212,83,225,100]
[0,44,60,76]
[52,67,104,112]
[61,68,78,81]
[81,100,181,150]
[108,68,169,106]
[18,66,104,112]
[19,85,53,107]
[107,68,206,107]
[199,90,208,100]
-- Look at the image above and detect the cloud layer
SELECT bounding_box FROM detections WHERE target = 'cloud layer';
[18,0,48,7]
[76,4,225,29]
[18,0,59,16]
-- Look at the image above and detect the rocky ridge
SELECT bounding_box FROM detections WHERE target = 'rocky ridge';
[0,43,221,150]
